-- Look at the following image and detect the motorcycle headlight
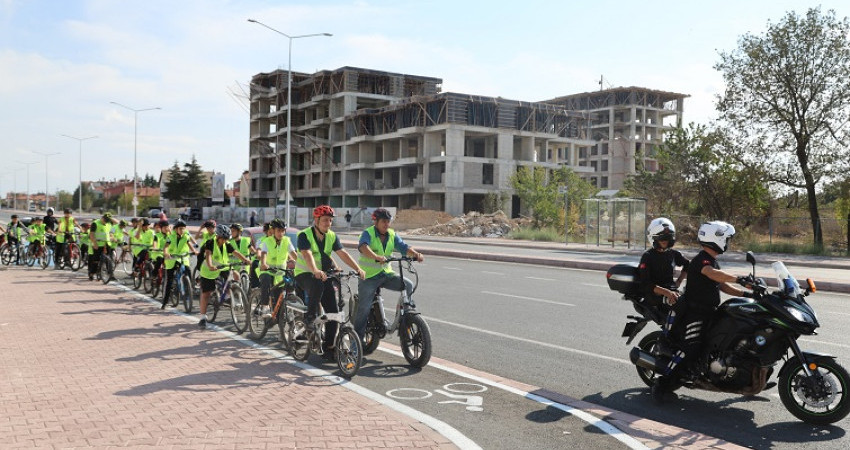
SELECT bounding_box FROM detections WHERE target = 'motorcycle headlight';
[785,306,813,324]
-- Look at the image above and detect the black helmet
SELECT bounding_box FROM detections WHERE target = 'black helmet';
[102,212,113,220]
[141,218,151,226]
[202,220,215,229]
[270,218,286,230]
[230,223,243,231]
[157,219,169,228]
[371,208,392,221]
[63,208,72,214]
[215,224,231,239]
[174,219,187,228]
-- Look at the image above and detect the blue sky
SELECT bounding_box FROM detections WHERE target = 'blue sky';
[2,0,848,199]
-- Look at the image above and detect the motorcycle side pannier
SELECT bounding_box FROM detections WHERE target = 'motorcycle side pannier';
[606,263,640,295]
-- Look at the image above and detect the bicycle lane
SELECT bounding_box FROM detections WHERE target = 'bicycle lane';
[0,267,454,449]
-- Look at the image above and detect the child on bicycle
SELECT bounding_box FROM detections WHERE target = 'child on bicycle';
[4,215,27,265]
[294,206,365,355]
[54,208,78,269]
[150,220,169,284]
[198,224,250,329]
[88,212,116,281]
[354,208,423,342]
[132,218,154,270]
[257,218,297,318]
[28,216,50,257]
[160,219,198,309]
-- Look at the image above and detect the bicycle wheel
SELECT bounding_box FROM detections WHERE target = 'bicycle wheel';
[26,245,36,267]
[70,246,83,271]
[100,256,114,284]
[1,244,10,265]
[288,318,310,361]
[40,249,51,269]
[278,294,303,352]
[150,271,162,298]
[229,285,248,334]
[205,289,219,323]
[240,271,250,293]
[399,314,432,368]
[246,288,268,340]
[181,274,194,313]
[122,250,133,274]
[335,326,363,378]
[132,266,143,289]
[142,262,153,293]
[362,302,383,355]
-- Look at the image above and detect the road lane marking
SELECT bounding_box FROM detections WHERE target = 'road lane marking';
[525,276,556,281]
[800,338,850,350]
[582,283,609,288]
[481,271,504,275]
[423,315,628,365]
[481,290,575,307]
[111,282,481,450]
[378,345,649,450]
[444,267,462,271]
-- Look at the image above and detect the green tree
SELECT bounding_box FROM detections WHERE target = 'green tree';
[510,166,595,232]
[626,124,770,220]
[142,173,158,188]
[56,190,73,210]
[163,161,186,202]
[481,192,510,214]
[715,7,850,247]
[72,183,94,212]
[183,155,208,200]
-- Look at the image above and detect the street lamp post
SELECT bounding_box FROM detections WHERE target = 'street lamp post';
[61,135,98,212]
[110,102,161,217]
[248,18,331,226]
[16,161,38,212]
[32,151,60,210]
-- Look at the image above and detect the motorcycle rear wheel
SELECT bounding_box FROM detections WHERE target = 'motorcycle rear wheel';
[635,331,663,388]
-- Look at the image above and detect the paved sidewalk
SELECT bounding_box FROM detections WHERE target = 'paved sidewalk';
[0,268,456,449]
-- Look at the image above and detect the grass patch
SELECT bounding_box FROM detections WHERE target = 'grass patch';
[508,226,564,242]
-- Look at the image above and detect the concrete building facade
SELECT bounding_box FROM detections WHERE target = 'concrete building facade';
[248,66,685,216]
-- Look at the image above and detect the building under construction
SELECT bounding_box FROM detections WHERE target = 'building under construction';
[248,66,685,216]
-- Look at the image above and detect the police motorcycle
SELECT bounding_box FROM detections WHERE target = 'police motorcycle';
[607,251,850,425]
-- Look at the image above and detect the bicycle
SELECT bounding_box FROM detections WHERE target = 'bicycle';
[287,269,363,378]
[57,232,84,272]
[1,234,27,266]
[245,267,302,346]
[115,242,134,275]
[360,256,431,368]
[204,263,249,333]
[166,253,196,312]
[25,237,52,270]
[94,244,116,284]
[130,245,154,293]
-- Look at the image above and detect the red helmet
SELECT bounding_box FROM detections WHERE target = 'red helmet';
[313,205,336,218]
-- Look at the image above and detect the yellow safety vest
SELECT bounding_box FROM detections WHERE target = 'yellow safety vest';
[358,226,396,278]
[294,227,336,276]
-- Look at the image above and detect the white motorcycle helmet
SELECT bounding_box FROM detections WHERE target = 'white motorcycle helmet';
[646,217,676,250]
[698,221,736,254]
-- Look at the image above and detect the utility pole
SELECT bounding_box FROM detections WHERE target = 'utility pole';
[32,151,60,210]
[16,161,38,212]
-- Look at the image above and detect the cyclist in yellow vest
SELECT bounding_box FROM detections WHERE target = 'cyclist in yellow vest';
[88,212,115,281]
[132,218,155,270]
[193,220,216,285]
[54,208,78,269]
[28,216,50,262]
[257,218,297,318]
[229,223,255,263]
[160,219,198,309]
[354,208,423,340]
[4,215,27,265]
[198,224,250,329]
[150,219,170,282]
[294,205,364,352]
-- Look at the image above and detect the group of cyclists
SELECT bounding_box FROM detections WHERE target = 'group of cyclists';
[2,205,424,352]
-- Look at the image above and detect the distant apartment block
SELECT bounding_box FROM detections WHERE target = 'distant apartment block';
[248,66,685,216]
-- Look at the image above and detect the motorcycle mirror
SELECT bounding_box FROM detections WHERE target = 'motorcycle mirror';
[745,251,756,276]
[806,278,817,295]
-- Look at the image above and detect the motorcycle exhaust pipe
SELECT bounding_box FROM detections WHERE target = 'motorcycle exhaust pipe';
[630,347,657,372]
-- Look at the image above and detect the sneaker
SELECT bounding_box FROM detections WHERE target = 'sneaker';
[262,306,272,319]
[198,318,206,329]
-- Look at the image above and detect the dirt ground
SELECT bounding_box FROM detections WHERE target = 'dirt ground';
[392,209,455,231]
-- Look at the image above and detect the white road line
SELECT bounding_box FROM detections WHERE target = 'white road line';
[481,271,504,275]
[444,267,462,271]
[111,283,481,450]
[481,290,575,307]
[582,283,609,288]
[525,276,557,281]
[800,338,850,350]
[424,315,628,365]
[378,345,649,450]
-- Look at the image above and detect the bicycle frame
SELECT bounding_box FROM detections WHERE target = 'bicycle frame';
[372,257,419,334]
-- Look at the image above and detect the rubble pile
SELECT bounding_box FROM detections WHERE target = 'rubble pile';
[391,208,455,231]
[407,211,524,238]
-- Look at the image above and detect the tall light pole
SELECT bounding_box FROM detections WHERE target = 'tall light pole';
[61,134,98,212]
[247,18,332,226]
[110,102,161,217]
[16,161,38,212]
[32,151,60,210]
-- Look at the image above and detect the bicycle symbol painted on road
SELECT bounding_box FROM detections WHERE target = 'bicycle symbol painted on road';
[386,383,488,412]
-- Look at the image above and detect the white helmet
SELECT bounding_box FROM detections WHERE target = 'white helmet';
[647,217,676,249]
[698,221,736,254]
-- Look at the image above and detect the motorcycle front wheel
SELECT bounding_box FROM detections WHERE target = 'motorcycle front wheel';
[779,356,850,425]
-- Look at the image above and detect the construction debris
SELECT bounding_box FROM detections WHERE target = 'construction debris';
[406,211,524,238]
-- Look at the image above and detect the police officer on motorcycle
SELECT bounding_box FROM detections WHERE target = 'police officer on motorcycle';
[652,221,753,403]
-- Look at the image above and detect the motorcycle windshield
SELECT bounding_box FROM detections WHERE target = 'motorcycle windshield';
[771,261,802,298]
